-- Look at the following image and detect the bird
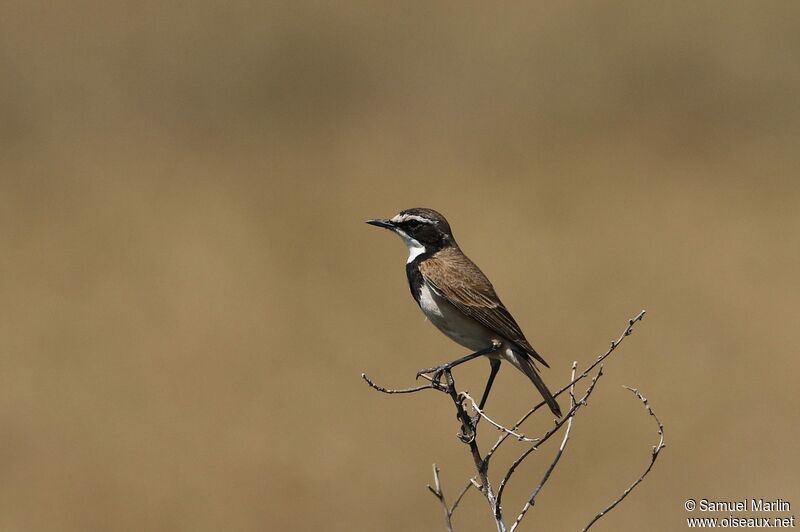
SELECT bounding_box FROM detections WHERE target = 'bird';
[366,208,562,417]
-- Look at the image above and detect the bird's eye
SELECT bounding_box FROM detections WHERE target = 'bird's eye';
[407,220,421,230]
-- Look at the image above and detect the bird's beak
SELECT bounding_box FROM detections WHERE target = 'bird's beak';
[366,218,395,230]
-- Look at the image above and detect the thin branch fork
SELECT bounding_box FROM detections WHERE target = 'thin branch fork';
[427,464,454,532]
[460,392,539,443]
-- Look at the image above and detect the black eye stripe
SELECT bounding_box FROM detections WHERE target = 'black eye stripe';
[401,218,432,229]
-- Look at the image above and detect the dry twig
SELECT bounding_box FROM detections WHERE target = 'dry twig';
[361,373,442,394]
[427,464,454,532]
[460,392,539,443]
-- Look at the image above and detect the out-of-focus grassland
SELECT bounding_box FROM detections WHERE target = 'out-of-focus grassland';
[1,2,798,531]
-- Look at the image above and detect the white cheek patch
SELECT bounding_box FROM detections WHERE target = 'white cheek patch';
[397,231,425,264]
[406,242,426,263]
[394,229,426,263]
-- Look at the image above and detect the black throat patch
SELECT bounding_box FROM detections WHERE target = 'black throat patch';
[405,252,431,305]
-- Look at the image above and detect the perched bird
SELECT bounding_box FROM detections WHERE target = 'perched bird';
[367,208,561,417]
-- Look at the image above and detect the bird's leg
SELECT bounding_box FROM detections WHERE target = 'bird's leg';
[470,359,501,426]
[479,359,502,410]
[416,341,501,385]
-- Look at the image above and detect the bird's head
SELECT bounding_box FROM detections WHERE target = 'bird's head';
[366,208,455,262]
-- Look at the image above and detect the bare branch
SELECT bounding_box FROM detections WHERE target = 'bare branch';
[427,464,454,532]
[581,386,666,532]
[426,465,476,532]
[509,362,578,532]
[361,373,442,394]
[460,392,539,443]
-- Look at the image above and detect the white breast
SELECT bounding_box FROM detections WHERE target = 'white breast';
[418,283,444,318]
[416,282,498,352]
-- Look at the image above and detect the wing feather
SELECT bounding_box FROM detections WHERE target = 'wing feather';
[420,249,550,368]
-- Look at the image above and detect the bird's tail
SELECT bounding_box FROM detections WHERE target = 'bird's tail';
[514,351,562,417]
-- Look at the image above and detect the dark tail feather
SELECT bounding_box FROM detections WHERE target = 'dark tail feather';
[517,353,562,417]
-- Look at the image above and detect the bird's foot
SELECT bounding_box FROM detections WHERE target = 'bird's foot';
[454,413,477,443]
[416,363,451,385]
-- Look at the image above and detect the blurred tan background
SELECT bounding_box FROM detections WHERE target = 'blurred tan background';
[1,1,798,531]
